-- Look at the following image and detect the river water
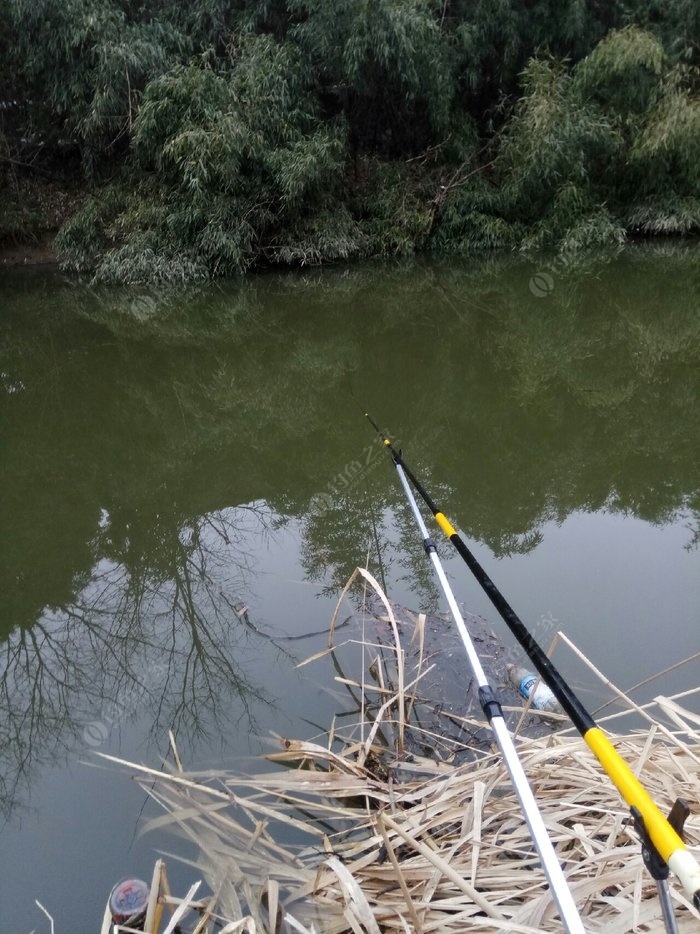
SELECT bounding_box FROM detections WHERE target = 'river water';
[1,246,699,931]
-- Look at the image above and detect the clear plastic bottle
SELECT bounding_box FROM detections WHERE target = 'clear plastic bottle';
[506,663,564,714]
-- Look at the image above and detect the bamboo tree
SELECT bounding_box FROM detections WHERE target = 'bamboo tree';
[4,0,700,275]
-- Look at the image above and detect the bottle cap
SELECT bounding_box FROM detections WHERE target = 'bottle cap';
[109,878,150,923]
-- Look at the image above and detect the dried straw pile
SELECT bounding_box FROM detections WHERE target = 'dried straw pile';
[109,571,700,933]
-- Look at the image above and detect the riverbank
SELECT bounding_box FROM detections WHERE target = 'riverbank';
[0,175,82,268]
[1,239,58,267]
[5,4,700,285]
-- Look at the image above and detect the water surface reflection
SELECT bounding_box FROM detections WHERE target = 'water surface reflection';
[1,244,698,856]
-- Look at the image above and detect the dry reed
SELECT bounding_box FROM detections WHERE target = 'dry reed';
[105,571,700,933]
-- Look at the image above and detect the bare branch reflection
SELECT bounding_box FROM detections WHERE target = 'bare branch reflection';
[0,504,287,822]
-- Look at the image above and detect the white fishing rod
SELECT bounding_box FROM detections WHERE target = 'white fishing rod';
[391,458,584,932]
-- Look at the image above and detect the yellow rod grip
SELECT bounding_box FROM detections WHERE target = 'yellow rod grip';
[584,727,684,864]
[435,512,457,538]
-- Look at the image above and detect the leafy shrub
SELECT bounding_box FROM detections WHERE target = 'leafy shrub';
[10,0,189,169]
[291,0,453,155]
[430,181,522,253]
[59,37,348,280]
[435,26,700,259]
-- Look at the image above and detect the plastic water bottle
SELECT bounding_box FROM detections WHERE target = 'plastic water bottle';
[506,663,564,714]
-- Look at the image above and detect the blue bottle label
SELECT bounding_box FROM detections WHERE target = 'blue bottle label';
[519,675,537,700]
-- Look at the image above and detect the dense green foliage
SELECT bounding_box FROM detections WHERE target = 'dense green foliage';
[2,0,700,279]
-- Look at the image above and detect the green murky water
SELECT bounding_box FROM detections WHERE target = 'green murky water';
[1,245,699,930]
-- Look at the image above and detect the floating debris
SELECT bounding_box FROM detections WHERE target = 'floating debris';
[507,663,565,715]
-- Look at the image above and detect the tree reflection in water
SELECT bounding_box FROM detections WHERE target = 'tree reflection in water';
[1,245,699,823]
[0,503,283,822]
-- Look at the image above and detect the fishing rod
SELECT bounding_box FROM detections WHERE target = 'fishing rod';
[369,425,584,931]
[366,413,700,926]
